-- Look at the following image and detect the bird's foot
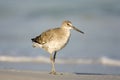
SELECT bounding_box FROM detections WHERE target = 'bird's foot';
[49,71,63,75]
[49,71,57,75]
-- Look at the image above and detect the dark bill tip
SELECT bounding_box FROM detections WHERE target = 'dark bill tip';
[72,26,84,34]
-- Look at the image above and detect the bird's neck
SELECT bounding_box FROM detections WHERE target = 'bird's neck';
[61,27,71,39]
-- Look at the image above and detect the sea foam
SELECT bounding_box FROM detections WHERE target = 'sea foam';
[0,56,120,66]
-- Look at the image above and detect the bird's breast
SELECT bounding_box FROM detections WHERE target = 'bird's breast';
[43,29,71,52]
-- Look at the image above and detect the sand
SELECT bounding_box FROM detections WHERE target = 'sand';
[0,70,120,80]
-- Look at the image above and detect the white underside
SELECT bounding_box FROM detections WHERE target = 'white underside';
[32,42,42,48]
[32,40,68,54]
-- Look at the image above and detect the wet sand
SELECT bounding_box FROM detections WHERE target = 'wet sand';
[0,70,120,80]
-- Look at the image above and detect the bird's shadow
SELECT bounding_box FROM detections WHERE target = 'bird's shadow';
[74,72,107,75]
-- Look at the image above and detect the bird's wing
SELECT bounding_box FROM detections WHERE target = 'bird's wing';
[32,28,58,44]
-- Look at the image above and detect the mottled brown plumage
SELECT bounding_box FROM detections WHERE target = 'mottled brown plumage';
[31,20,84,75]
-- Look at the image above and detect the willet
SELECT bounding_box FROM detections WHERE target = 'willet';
[31,20,84,75]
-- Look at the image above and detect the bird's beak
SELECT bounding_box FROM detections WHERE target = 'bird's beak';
[72,26,84,34]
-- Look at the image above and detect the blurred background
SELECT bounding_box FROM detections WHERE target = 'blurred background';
[0,0,120,74]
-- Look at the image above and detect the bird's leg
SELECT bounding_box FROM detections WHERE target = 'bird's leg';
[49,51,57,75]
[53,51,57,63]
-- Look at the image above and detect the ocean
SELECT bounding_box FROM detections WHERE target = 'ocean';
[0,0,120,74]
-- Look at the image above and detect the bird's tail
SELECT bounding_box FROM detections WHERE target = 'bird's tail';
[31,37,40,44]
[31,38,36,42]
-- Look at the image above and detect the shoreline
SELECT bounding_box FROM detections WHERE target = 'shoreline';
[0,70,120,80]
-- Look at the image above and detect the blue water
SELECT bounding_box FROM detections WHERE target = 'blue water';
[0,0,120,74]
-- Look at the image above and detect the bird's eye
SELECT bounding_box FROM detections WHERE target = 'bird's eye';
[67,23,72,26]
[67,23,70,26]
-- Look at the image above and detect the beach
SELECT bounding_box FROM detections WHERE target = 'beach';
[0,0,120,77]
[0,70,120,80]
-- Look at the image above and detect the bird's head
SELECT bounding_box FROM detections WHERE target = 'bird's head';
[62,20,84,34]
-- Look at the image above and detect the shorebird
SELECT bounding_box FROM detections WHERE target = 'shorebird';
[31,20,84,75]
